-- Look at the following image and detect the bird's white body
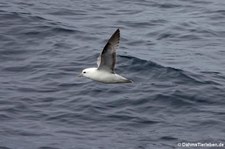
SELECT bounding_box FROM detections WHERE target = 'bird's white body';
[82,68,131,83]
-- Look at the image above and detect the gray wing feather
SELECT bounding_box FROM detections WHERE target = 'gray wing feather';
[97,29,120,73]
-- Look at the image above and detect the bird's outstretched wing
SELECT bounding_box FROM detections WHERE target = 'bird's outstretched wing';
[97,29,120,73]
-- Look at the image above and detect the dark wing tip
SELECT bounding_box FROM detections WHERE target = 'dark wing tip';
[116,28,120,34]
[105,28,120,50]
[111,28,120,42]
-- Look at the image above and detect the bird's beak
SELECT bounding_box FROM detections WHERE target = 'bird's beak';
[78,73,82,77]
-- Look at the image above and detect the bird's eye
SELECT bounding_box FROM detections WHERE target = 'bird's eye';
[83,71,86,74]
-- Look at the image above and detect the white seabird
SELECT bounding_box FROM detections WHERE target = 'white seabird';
[81,28,132,84]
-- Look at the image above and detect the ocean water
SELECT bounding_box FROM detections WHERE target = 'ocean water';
[0,0,225,149]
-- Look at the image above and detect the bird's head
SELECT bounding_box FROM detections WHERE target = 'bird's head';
[80,68,96,78]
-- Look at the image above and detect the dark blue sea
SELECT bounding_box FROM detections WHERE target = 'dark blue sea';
[1,0,225,149]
